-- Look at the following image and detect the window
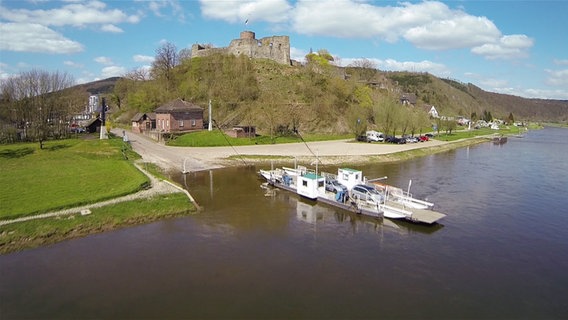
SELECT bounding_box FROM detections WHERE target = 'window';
[166,120,169,128]
[191,119,196,127]
[179,120,184,127]
[302,180,308,187]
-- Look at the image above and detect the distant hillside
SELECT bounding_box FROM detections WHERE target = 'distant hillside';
[74,62,567,132]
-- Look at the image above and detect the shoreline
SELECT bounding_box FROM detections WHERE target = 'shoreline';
[192,136,492,170]
[118,128,492,173]
[0,133,491,254]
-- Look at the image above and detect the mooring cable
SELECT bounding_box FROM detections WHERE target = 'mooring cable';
[296,130,324,166]
[211,119,249,166]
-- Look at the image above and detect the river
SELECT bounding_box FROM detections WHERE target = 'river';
[1,127,567,319]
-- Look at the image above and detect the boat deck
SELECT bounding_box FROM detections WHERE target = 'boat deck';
[385,201,446,224]
[264,175,445,225]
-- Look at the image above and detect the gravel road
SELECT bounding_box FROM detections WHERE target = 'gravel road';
[112,128,448,173]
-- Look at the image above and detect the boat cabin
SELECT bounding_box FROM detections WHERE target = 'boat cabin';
[297,173,325,200]
[336,168,365,190]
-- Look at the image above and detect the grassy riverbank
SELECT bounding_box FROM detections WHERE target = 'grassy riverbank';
[0,193,192,254]
[0,136,196,254]
[167,130,352,147]
[0,137,147,219]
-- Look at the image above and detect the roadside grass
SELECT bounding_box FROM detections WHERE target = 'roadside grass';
[0,138,148,220]
[0,193,195,254]
[432,126,525,141]
[167,130,352,147]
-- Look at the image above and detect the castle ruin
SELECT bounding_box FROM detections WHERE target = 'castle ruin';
[191,31,291,65]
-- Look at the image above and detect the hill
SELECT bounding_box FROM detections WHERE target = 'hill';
[80,59,567,134]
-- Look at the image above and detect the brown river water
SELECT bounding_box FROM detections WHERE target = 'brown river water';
[1,127,567,319]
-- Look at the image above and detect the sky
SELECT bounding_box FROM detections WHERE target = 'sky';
[1,0,567,100]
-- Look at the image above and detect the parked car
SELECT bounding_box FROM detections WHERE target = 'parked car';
[419,135,429,142]
[356,135,368,142]
[350,184,385,204]
[366,130,384,142]
[325,179,348,194]
[405,136,419,143]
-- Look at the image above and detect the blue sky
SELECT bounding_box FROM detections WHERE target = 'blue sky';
[1,0,567,100]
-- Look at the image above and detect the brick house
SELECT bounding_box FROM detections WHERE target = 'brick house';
[131,112,156,133]
[154,99,204,133]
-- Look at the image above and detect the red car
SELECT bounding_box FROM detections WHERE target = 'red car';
[418,135,429,142]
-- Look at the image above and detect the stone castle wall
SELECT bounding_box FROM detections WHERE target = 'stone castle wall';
[191,31,291,65]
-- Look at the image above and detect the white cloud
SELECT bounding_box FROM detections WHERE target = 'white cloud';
[545,69,568,87]
[101,65,127,78]
[336,57,450,77]
[553,59,568,66]
[0,22,83,53]
[290,47,307,62]
[148,0,185,21]
[94,56,114,65]
[64,61,84,68]
[404,15,501,50]
[374,58,450,77]
[133,55,155,63]
[471,34,533,60]
[0,1,141,27]
[200,0,291,24]
[198,0,533,60]
[101,24,123,33]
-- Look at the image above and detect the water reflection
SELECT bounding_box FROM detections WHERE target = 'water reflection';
[2,128,567,319]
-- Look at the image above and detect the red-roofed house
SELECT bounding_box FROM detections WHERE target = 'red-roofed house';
[155,99,204,133]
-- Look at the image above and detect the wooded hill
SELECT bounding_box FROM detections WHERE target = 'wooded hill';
[85,54,568,135]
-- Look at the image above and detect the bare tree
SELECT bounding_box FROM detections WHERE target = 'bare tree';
[0,69,74,147]
[151,42,179,92]
[349,58,377,82]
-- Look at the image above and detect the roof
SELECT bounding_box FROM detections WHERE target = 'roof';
[155,98,203,113]
[131,112,156,121]
[400,93,417,104]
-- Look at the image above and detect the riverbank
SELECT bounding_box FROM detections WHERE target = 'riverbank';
[0,132,492,254]
[199,137,492,168]
[0,140,198,254]
[120,128,494,173]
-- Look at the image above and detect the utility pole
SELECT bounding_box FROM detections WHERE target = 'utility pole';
[100,97,108,139]
[208,99,212,131]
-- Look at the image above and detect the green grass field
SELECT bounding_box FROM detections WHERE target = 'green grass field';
[167,130,352,147]
[0,137,148,220]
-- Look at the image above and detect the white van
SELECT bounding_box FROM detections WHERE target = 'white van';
[366,130,384,142]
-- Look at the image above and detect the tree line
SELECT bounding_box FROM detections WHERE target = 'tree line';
[1,42,447,145]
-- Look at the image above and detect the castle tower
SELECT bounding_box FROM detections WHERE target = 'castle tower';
[240,31,255,40]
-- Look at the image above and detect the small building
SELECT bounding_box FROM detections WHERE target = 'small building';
[400,93,417,106]
[423,105,439,118]
[225,125,256,138]
[154,99,204,133]
[131,112,156,133]
[85,117,102,133]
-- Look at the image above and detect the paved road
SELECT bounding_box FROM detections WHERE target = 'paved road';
[112,128,448,173]
[112,128,224,173]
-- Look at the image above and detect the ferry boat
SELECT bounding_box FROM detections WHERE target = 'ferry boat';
[259,166,446,224]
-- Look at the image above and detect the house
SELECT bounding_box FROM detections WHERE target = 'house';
[85,117,102,133]
[400,93,417,106]
[225,125,256,138]
[423,105,439,118]
[154,99,204,133]
[131,112,156,133]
